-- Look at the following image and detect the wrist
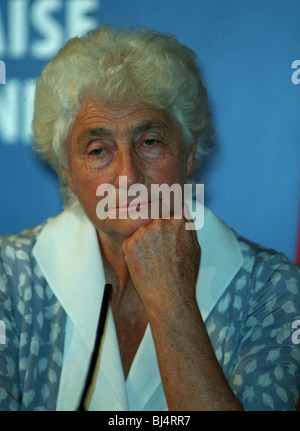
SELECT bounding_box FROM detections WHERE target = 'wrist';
[145,290,201,332]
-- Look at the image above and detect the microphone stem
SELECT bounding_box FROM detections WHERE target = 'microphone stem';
[77,283,112,411]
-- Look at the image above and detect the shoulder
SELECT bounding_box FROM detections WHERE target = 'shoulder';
[0,218,52,275]
[235,234,300,287]
[0,223,45,259]
[227,234,300,339]
[0,217,59,318]
[204,216,300,333]
[0,209,80,266]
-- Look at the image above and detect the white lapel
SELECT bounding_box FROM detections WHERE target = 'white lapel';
[195,206,244,321]
[33,209,106,351]
[32,209,129,410]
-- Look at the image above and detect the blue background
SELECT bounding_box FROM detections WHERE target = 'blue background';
[0,0,299,261]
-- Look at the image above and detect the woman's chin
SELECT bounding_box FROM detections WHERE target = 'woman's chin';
[95,215,154,238]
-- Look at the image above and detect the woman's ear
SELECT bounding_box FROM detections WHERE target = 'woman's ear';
[62,166,76,195]
[185,141,197,176]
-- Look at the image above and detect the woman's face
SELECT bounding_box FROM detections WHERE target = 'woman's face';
[63,100,196,239]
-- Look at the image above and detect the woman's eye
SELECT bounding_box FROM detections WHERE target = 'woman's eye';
[142,139,159,147]
[136,137,163,161]
[86,141,115,168]
[90,148,107,156]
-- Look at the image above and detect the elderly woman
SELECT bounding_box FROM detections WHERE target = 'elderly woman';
[0,25,300,412]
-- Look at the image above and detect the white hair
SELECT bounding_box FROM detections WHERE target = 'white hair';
[32,24,214,209]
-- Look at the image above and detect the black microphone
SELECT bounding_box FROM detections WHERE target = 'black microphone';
[77,283,112,411]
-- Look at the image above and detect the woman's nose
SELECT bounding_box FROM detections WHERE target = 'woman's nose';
[114,149,145,188]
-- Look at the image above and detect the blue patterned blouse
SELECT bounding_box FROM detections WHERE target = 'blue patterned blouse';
[0,208,300,411]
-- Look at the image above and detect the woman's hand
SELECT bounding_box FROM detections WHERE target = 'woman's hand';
[121,206,200,317]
